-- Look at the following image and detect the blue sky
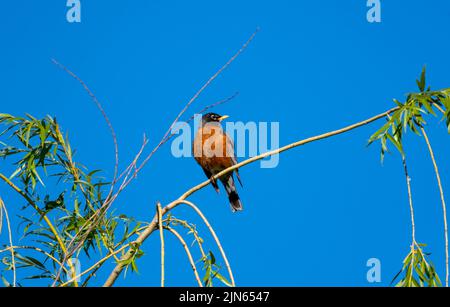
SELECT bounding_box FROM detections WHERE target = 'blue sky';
[1,1,450,286]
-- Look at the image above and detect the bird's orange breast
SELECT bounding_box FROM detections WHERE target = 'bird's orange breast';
[193,125,234,173]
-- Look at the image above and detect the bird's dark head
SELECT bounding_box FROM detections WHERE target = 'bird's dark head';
[202,112,229,124]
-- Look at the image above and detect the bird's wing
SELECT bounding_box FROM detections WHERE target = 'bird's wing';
[225,133,243,187]
[202,167,220,193]
[193,127,220,193]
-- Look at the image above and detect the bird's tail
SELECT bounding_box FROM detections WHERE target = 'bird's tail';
[221,175,243,212]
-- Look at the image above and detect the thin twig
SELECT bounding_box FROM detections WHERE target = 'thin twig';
[51,59,122,285]
[166,216,207,259]
[164,226,203,287]
[176,200,235,286]
[421,127,449,287]
[54,28,257,277]
[50,122,125,285]
[104,199,235,287]
[117,134,149,182]
[132,28,259,176]
[51,59,119,190]
[103,106,400,287]
[65,134,148,254]
[59,243,131,287]
[193,92,240,119]
[0,197,15,287]
[402,157,416,245]
[0,197,3,233]
[157,202,165,287]
[164,92,239,144]
[402,156,416,287]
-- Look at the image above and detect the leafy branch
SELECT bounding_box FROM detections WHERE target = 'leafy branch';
[0,114,143,286]
[368,67,450,287]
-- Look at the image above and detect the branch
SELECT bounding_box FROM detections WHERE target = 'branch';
[179,106,400,200]
[0,197,15,287]
[165,216,207,259]
[157,202,165,287]
[421,127,449,287]
[51,59,119,190]
[176,200,235,286]
[51,59,122,284]
[402,156,416,286]
[402,157,416,246]
[59,243,131,287]
[164,226,203,287]
[163,92,240,145]
[52,59,119,186]
[103,106,400,287]
[103,199,236,287]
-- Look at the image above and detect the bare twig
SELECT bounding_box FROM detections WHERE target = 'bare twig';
[402,157,416,245]
[193,92,239,119]
[421,127,449,287]
[103,106,400,287]
[157,202,165,287]
[116,134,149,182]
[166,216,207,259]
[402,156,416,286]
[164,226,203,287]
[53,29,257,278]
[0,197,2,233]
[51,59,119,189]
[164,92,240,145]
[59,243,131,287]
[132,28,259,177]
[51,59,122,284]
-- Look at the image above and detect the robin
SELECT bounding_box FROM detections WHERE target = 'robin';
[193,112,243,212]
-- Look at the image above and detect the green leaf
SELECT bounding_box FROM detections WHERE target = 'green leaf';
[1,275,11,287]
[416,66,426,92]
[214,272,232,287]
[386,133,404,156]
[209,251,216,265]
[368,120,391,145]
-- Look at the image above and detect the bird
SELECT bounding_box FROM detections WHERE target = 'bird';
[192,112,243,212]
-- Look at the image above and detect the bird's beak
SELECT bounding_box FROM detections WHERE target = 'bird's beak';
[218,115,229,122]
